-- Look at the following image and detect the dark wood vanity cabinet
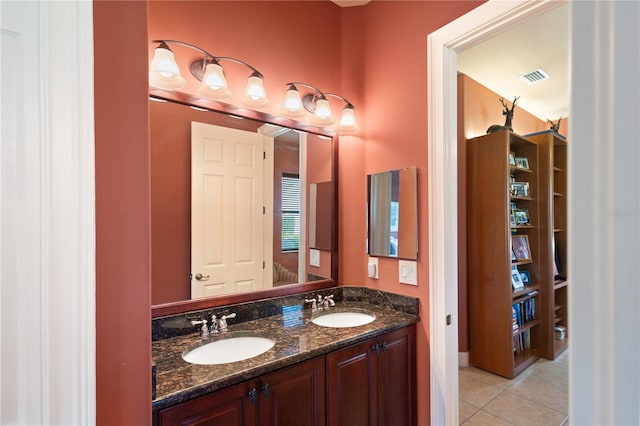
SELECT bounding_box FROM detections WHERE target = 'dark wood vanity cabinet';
[259,356,325,426]
[326,325,416,426]
[156,357,324,426]
[156,325,415,426]
[157,380,256,426]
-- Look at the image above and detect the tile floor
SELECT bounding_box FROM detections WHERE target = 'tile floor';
[459,351,569,425]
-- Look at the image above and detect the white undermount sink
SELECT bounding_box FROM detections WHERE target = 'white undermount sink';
[182,333,275,365]
[311,309,376,328]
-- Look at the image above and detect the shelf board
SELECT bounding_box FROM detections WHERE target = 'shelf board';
[553,192,564,197]
[511,195,533,201]
[554,280,568,290]
[554,317,562,324]
[514,348,539,375]
[510,166,533,174]
[512,225,533,229]
[512,285,540,299]
[554,305,562,311]
[512,259,534,266]
[514,319,541,336]
[553,166,564,172]
[553,228,564,232]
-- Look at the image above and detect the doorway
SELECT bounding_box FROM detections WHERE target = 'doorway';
[426,1,567,424]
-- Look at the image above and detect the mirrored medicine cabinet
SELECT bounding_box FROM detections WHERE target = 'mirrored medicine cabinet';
[367,166,418,260]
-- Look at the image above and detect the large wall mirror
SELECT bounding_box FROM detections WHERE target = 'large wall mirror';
[367,166,418,260]
[150,91,337,316]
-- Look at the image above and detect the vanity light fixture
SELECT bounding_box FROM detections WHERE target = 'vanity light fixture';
[281,82,359,133]
[149,39,269,107]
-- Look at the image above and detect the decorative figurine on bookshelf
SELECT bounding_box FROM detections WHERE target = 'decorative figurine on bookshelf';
[547,116,564,132]
[486,96,520,134]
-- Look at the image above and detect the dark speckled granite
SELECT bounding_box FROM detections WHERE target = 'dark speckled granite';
[152,286,418,341]
[152,287,419,411]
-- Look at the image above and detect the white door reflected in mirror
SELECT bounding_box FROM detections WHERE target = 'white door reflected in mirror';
[190,122,273,299]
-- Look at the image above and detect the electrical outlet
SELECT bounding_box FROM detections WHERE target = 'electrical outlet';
[310,249,320,267]
[399,260,418,285]
[367,257,379,279]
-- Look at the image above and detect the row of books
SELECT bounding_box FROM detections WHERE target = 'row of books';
[514,329,532,353]
[511,292,538,333]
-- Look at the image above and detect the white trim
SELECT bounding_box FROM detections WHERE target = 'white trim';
[569,2,640,424]
[1,2,95,424]
[458,352,469,368]
[427,2,563,424]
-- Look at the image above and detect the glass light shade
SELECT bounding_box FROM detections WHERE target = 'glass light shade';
[197,63,231,100]
[242,76,269,107]
[337,106,360,133]
[149,46,186,90]
[311,98,334,126]
[281,88,305,117]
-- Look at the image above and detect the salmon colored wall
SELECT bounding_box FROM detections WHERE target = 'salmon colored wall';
[94,1,151,425]
[456,73,569,352]
[339,2,484,424]
[148,1,344,119]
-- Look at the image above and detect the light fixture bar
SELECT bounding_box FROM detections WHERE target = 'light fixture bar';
[149,39,268,106]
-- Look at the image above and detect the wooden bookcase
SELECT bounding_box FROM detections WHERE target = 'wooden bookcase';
[526,130,568,359]
[466,130,541,378]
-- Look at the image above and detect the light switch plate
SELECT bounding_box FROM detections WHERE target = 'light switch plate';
[309,249,320,267]
[399,260,418,285]
[367,257,379,279]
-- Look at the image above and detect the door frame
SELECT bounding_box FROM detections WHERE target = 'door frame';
[427,1,564,424]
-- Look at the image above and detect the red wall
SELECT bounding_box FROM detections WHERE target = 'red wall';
[94,1,151,424]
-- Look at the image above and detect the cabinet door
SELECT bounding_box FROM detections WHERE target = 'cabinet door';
[258,356,325,426]
[157,381,257,426]
[377,325,416,426]
[326,339,377,426]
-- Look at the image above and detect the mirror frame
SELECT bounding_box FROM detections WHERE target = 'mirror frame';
[150,89,339,318]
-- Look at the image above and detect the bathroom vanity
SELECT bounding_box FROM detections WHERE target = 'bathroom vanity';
[152,287,418,426]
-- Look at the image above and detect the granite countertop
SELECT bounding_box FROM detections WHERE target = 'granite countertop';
[152,300,418,411]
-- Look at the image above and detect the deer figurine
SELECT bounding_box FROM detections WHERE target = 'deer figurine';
[486,96,520,134]
[547,116,563,132]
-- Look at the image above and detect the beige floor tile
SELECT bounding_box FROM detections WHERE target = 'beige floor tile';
[459,399,479,424]
[462,409,514,426]
[521,361,568,388]
[508,374,568,414]
[460,366,513,389]
[483,391,568,426]
[459,375,504,408]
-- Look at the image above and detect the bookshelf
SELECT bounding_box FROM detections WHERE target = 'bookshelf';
[526,130,568,359]
[466,130,541,378]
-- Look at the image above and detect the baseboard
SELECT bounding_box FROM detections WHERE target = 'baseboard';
[458,351,470,367]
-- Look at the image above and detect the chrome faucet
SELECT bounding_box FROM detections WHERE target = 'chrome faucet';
[217,313,236,332]
[191,319,209,337]
[210,314,219,334]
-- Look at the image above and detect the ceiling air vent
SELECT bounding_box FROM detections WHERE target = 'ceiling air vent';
[520,68,550,84]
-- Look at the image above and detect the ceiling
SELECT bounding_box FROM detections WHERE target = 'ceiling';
[328,2,568,121]
[457,4,569,121]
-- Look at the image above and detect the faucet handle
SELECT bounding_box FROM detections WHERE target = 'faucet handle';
[191,319,209,337]
[325,294,335,306]
[221,312,236,320]
[305,298,317,310]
